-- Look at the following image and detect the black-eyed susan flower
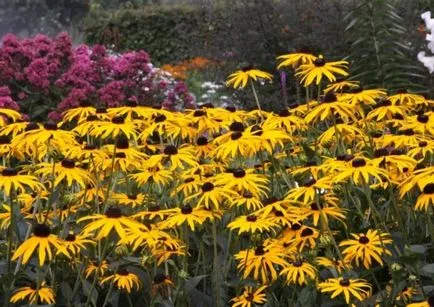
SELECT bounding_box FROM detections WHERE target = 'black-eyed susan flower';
[160,205,217,231]
[152,273,175,298]
[340,229,392,268]
[262,109,306,133]
[318,122,366,146]
[12,223,69,266]
[60,232,95,256]
[366,99,408,121]
[295,55,349,87]
[226,67,273,89]
[388,89,424,106]
[108,101,151,120]
[91,116,137,140]
[10,282,55,305]
[129,165,173,187]
[231,285,268,307]
[316,257,351,274]
[100,269,141,293]
[324,79,360,94]
[227,214,277,234]
[36,159,95,189]
[212,131,257,160]
[340,86,386,106]
[408,140,434,161]
[287,226,320,251]
[305,93,358,124]
[299,200,346,226]
[235,240,288,284]
[229,191,263,211]
[333,157,388,185]
[85,260,109,279]
[277,51,317,69]
[62,101,96,123]
[0,167,43,196]
[79,206,143,241]
[285,177,333,204]
[185,181,236,209]
[414,182,434,212]
[215,168,269,198]
[111,192,147,208]
[279,259,317,285]
[317,277,371,304]
[146,145,198,171]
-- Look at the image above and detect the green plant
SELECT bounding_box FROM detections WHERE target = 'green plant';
[345,0,427,92]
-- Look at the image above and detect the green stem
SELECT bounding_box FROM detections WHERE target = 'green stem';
[212,220,221,307]
[250,81,263,121]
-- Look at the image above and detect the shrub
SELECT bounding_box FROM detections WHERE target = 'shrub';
[0,32,195,121]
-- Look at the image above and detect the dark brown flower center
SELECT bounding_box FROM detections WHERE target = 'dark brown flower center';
[96,107,107,114]
[201,182,214,192]
[0,135,10,144]
[254,245,266,255]
[231,131,243,140]
[79,100,92,107]
[226,106,236,112]
[127,194,137,200]
[105,206,122,218]
[87,115,98,121]
[154,114,166,123]
[111,116,125,124]
[418,114,429,123]
[243,191,253,198]
[419,141,428,148]
[117,268,129,276]
[153,273,167,284]
[229,121,245,132]
[1,168,17,176]
[164,145,178,155]
[350,87,363,94]
[246,215,257,222]
[233,168,246,178]
[322,93,337,103]
[314,57,326,67]
[293,260,303,267]
[374,148,389,158]
[278,109,290,117]
[197,136,208,146]
[291,222,302,230]
[241,65,254,72]
[359,236,370,244]
[274,210,284,217]
[115,137,129,149]
[33,224,51,237]
[65,233,76,241]
[84,144,96,150]
[428,294,434,306]
[181,205,193,214]
[125,100,138,107]
[424,183,434,194]
[25,122,39,131]
[61,159,75,168]
[193,110,206,117]
[44,121,58,130]
[301,228,314,237]
[251,125,263,136]
[303,178,316,187]
[339,279,351,287]
[310,203,319,210]
[148,205,160,212]
[352,158,366,167]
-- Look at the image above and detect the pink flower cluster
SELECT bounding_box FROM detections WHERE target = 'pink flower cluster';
[0,32,196,120]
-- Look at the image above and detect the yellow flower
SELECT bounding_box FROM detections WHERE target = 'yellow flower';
[185,180,237,210]
[280,259,317,285]
[231,285,268,307]
[146,145,198,171]
[285,176,333,204]
[215,168,269,198]
[160,205,217,231]
[305,93,358,124]
[91,116,138,140]
[226,67,273,89]
[0,167,43,196]
[36,159,95,189]
[277,52,317,69]
[318,277,371,304]
[316,257,351,274]
[79,207,143,241]
[60,232,95,256]
[10,282,55,305]
[235,240,288,284]
[85,260,109,278]
[12,223,69,266]
[295,55,349,87]
[333,157,389,185]
[228,214,277,234]
[340,86,386,106]
[340,229,392,268]
[324,79,360,93]
[101,269,141,293]
[62,102,96,123]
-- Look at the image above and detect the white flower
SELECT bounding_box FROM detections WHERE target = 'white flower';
[422,11,434,33]
[418,51,434,73]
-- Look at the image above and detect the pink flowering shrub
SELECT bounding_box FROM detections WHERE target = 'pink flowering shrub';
[0,32,196,121]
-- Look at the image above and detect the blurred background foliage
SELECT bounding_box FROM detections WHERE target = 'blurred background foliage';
[2,0,434,108]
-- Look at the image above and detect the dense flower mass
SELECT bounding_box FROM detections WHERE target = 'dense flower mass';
[0,32,434,306]
[0,33,195,121]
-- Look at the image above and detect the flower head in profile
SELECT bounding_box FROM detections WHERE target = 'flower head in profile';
[226,66,273,89]
[10,282,55,305]
[295,55,349,86]
[231,285,268,307]
[277,51,317,69]
[318,277,371,304]
[12,223,69,266]
[101,268,141,293]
